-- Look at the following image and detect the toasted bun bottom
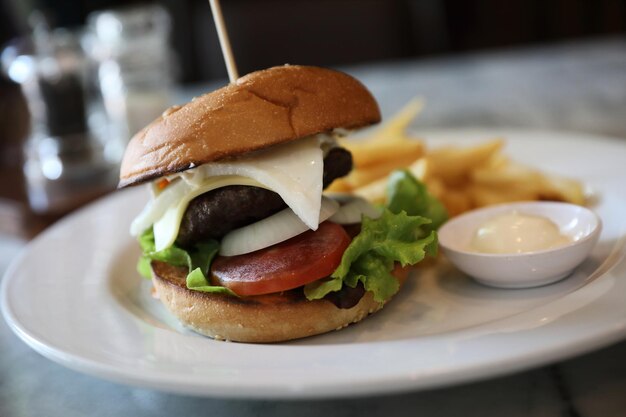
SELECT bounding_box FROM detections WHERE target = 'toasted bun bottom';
[151,261,409,343]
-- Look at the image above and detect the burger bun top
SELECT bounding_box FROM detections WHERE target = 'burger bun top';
[119,65,380,188]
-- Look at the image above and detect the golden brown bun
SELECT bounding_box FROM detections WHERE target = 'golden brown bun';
[119,65,380,188]
[151,261,408,343]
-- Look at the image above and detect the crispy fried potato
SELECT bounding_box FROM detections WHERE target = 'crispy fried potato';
[330,98,586,217]
[467,184,537,207]
[338,99,424,170]
[470,160,586,205]
[439,188,474,217]
[344,136,423,168]
[425,140,504,186]
[342,154,421,189]
[471,160,542,187]
[542,176,585,206]
[366,98,425,141]
[329,98,426,193]
[354,158,429,203]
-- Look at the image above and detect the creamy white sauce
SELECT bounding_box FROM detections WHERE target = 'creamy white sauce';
[470,212,572,254]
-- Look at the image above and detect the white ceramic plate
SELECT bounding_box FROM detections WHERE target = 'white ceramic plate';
[2,129,626,399]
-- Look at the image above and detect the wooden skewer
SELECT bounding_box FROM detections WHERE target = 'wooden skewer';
[208,0,239,83]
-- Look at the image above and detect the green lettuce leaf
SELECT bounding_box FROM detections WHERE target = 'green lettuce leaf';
[136,255,153,279]
[137,229,233,295]
[386,169,448,232]
[304,209,437,302]
[305,170,444,303]
[186,267,236,295]
[136,228,190,278]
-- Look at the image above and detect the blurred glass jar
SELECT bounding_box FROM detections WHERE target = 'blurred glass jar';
[84,4,175,163]
[1,17,118,215]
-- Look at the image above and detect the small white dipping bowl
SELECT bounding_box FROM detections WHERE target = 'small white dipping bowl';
[438,202,602,288]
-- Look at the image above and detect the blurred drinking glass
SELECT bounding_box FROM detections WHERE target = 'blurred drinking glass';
[2,12,117,215]
[85,4,175,163]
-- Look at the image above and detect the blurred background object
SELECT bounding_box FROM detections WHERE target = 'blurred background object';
[0,0,624,237]
[84,4,174,162]
[149,0,625,82]
[13,14,117,215]
[3,0,624,82]
[0,0,175,236]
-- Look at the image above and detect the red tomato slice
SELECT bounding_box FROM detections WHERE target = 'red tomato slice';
[211,221,351,296]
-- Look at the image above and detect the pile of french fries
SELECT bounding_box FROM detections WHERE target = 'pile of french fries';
[328,99,586,217]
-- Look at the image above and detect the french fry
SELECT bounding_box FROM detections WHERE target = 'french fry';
[327,97,586,218]
[542,176,585,205]
[325,179,351,193]
[468,184,537,207]
[339,98,425,168]
[354,158,429,203]
[425,139,504,186]
[352,178,386,203]
[472,160,542,187]
[365,98,425,142]
[343,154,422,189]
[348,138,423,169]
[471,160,586,205]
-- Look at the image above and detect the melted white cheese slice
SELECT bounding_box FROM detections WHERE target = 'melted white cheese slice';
[152,176,266,251]
[193,136,324,231]
[131,135,325,251]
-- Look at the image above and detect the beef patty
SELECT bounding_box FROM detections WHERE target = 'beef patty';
[176,147,352,248]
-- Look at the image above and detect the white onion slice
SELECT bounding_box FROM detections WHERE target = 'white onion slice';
[329,196,382,224]
[130,179,193,236]
[220,197,340,256]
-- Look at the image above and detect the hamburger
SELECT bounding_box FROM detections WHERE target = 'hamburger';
[119,65,443,343]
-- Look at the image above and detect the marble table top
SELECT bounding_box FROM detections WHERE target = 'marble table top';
[2,37,625,417]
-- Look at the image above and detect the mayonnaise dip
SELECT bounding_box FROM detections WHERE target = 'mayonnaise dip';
[470,212,571,254]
